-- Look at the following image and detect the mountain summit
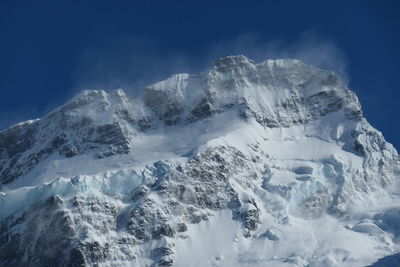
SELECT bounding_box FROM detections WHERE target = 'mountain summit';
[0,56,399,266]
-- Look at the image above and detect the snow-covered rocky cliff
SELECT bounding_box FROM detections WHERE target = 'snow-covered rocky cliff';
[0,55,399,266]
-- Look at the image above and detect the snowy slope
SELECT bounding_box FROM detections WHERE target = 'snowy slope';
[0,56,399,267]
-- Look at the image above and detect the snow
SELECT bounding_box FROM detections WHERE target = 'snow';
[1,105,398,264]
[174,210,242,267]
[173,209,389,267]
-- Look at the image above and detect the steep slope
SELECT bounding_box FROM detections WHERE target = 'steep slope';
[0,56,399,267]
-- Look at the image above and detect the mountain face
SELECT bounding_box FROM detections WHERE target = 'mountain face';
[0,55,399,267]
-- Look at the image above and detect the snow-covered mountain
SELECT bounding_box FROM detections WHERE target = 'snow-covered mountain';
[0,55,399,267]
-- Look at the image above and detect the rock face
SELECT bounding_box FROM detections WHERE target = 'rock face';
[0,56,399,267]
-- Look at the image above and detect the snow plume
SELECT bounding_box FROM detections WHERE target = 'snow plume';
[0,107,40,131]
[0,95,71,131]
[203,29,349,84]
[73,29,349,97]
[1,29,347,131]
[73,35,198,98]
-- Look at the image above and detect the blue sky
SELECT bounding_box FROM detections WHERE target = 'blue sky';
[0,1,399,148]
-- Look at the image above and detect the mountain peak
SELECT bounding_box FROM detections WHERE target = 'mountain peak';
[0,56,363,188]
[143,56,361,127]
[1,56,398,267]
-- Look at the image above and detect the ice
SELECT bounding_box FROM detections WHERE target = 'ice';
[0,167,147,220]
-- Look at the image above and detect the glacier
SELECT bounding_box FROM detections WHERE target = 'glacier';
[0,55,399,266]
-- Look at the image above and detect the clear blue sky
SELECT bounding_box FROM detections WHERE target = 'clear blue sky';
[0,1,399,148]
